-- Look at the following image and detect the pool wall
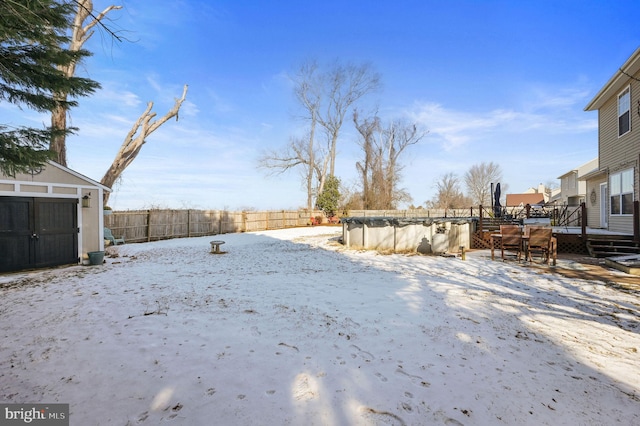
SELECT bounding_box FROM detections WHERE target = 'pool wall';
[341,217,475,253]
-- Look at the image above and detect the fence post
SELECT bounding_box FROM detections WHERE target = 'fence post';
[187,210,191,238]
[147,210,152,242]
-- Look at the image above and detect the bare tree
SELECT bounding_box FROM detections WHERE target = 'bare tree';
[339,182,364,211]
[38,1,186,207]
[51,0,122,165]
[319,61,381,180]
[294,62,322,210]
[259,134,323,210]
[259,62,324,210]
[381,119,425,208]
[354,111,426,209]
[428,172,471,209]
[353,110,380,209]
[544,179,559,201]
[100,84,188,205]
[464,161,503,206]
[258,60,379,209]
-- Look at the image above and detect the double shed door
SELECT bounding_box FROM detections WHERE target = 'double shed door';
[0,197,78,272]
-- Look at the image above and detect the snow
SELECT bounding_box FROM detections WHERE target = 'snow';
[1,226,639,425]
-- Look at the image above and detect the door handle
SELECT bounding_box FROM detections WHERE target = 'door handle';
[31,233,39,240]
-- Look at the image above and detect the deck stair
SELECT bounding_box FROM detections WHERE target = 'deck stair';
[586,235,640,258]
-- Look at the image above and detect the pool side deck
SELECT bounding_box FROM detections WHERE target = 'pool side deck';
[551,226,631,236]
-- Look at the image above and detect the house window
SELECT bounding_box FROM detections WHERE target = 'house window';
[618,86,631,136]
[610,168,634,215]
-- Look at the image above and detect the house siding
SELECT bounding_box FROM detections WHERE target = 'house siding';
[585,175,607,228]
[598,79,640,234]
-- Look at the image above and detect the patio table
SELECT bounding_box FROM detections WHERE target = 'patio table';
[491,233,557,265]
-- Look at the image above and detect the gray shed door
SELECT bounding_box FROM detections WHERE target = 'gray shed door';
[0,197,78,272]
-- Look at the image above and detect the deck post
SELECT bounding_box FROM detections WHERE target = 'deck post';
[634,201,640,243]
[581,202,587,240]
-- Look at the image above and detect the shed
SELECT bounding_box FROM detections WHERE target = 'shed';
[0,161,111,272]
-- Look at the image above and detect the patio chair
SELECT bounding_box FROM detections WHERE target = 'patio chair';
[527,227,552,264]
[104,227,125,245]
[499,225,523,261]
[523,225,545,237]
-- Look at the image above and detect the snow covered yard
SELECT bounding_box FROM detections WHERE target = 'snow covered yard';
[1,226,639,426]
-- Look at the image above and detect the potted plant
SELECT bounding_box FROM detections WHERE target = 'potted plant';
[103,205,113,215]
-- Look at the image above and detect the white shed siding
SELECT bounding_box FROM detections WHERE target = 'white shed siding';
[0,161,110,260]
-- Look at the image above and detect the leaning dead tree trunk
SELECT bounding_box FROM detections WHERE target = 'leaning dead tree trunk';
[101,84,188,206]
[51,0,122,166]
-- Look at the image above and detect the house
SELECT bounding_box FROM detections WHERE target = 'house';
[584,47,640,234]
[505,183,551,207]
[0,161,111,272]
[556,158,598,207]
[525,183,560,203]
[505,192,546,207]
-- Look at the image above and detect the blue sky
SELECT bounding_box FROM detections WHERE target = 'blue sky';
[6,1,640,210]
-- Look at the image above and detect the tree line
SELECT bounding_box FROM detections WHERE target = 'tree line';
[425,162,505,210]
[2,2,504,213]
[259,60,432,215]
[259,60,505,216]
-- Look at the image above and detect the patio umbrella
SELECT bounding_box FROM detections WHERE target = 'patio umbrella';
[494,182,502,217]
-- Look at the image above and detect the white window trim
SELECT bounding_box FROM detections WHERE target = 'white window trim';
[618,85,631,138]
[610,168,634,216]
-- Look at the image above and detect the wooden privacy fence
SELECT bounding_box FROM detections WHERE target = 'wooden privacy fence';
[103,207,479,244]
[102,205,608,254]
[103,209,325,243]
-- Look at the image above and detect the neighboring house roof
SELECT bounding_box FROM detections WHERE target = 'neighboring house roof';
[557,169,578,179]
[548,187,562,203]
[557,158,598,179]
[505,193,545,206]
[585,47,640,111]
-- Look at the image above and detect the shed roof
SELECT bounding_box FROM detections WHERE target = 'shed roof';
[1,160,111,192]
[46,161,111,191]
